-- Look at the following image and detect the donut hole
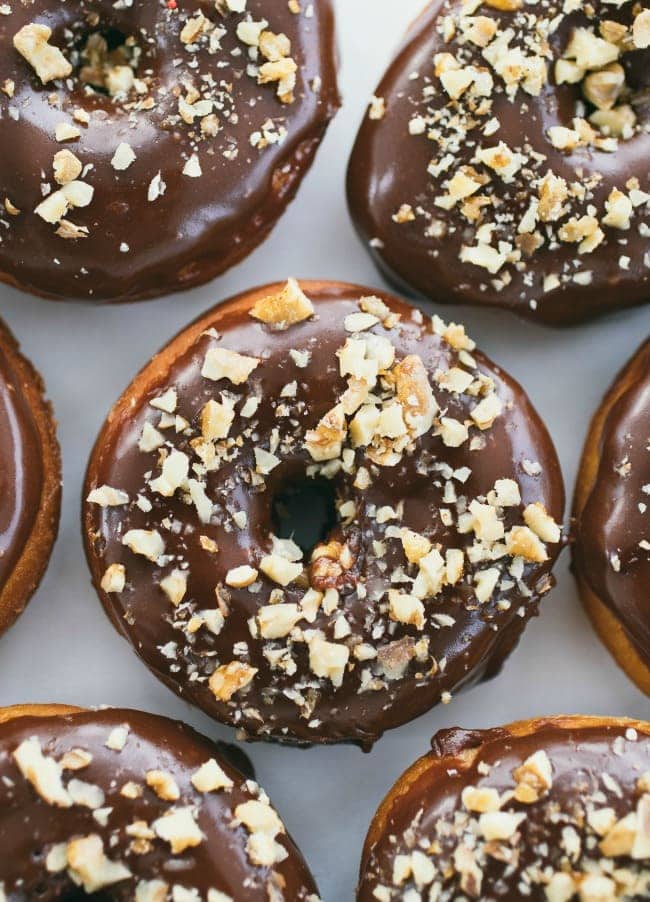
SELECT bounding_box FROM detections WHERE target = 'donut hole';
[271,476,338,557]
[554,24,649,140]
[74,27,141,97]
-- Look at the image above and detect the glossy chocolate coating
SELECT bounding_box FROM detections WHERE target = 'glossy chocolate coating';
[0,0,338,302]
[0,707,319,900]
[358,717,650,900]
[0,326,43,592]
[574,340,650,666]
[83,282,564,748]
[347,1,650,325]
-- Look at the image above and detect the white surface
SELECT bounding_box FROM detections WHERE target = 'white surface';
[0,1,648,898]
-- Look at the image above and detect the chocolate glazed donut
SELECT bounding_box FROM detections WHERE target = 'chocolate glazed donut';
[0,0,339,302]
[83,280,564,749]
[358,715,650,900]
[0,319,60,635]
[573,340,650,696]
[0,704,319,900]
[347,0,650,325]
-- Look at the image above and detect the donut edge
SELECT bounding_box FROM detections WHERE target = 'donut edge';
[358,713,650,894]
[0,320,61,636]
[572,341,650,697]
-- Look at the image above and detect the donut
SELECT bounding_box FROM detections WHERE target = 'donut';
[358,715,650,901]
[0,1,338,303]
[573,340,650,696]
[0,704,319,899]
[83,279,564,748]
[0,318,60,635]
[347,1,650,325]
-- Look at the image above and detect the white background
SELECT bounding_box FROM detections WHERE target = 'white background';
[0,1,648,898]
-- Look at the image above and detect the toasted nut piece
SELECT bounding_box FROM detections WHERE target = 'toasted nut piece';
[159,569,188,606]
[191,758,233,793]
[53,149,82,185]
[633,10,650,49]
[145,770,180,802]
[225,565,258,588]
[582,63,625,111]
[590,104,637,137]
[250,278,314,327]
[523,502,561,543]
[65,835,131,892]
[478,811,526,841]
[308,636,349,686]
[506,525,548,562]
[209,661,258,701]
[462,786,502,813]
[260,554,302,586]
[202,347,259,385]
[101,564,126,594]
[257,602,302,638]
[13,23,72,84]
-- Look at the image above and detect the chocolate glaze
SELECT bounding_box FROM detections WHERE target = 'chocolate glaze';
[358,717,650,900]
[347,0,650,325]
[83,282,564,748]
[0,324,43,593]
[0,707,319,900]
[574,340,650,667]
[0,0,339,302]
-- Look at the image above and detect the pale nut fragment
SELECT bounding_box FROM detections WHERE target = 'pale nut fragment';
[122,529,165,562]
[146,770,180,802]
[160,569,188,606]
[392,354,438,437]
[151,807,204,854]
[13,738,72,808]
[582,64,625,112]
[478,810,526,841]
[87,485,129,507]
[602,188,633,230]
[191,758,233,793]
[202,398,235,441]
[308,636,349,687]
[225,565,258,588]
[249,278,314,327]
[13,23,72,84]
[388,590,425,630]
[564,28,620,72]
[506,525,548,563]
[202,347,260,385]
[633,10,650,49]
[259,554,302,586]
[304,404,347,461]
[523,502,561,543]
[101,563,126,594]
[257,602,302,638]
[53,150,82,185]
[513,749,553,803]
[209,661,258,702]
[66,835,131,893]
[461,785,502,813]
